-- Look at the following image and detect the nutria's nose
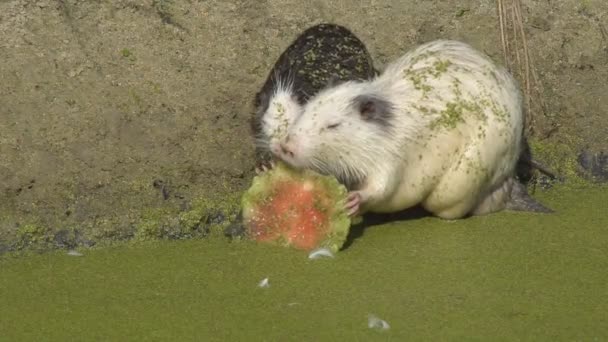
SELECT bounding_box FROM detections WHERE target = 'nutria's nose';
[280,142,294,158]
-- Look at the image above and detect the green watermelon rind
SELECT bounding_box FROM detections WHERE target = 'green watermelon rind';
[241,161,351,253]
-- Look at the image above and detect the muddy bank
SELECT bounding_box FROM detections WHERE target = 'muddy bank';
[1,0,607,251]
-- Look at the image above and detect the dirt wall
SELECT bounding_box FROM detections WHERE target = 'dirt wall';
[1,0,606,251]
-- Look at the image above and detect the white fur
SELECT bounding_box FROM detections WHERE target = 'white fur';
[279,40,524,219]
[260,78,304,157]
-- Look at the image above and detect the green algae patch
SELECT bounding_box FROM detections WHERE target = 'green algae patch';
[135,207,177,241]
[528,137,592,187]
[134,193,242,242]
[1,185,607,340]
[15,222,53,251]
[241,161,351,253]
[1,187,243,255]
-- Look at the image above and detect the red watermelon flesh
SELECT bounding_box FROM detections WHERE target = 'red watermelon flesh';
[247,180,329,250]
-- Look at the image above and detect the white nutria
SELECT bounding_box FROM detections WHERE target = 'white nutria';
[251,23,376,172]
[277,39,551,219]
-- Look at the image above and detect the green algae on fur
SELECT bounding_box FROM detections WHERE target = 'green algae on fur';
[430,59,452,78]
[430,101,467,130]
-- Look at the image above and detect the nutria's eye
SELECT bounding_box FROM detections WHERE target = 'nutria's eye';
[326,123,341,130]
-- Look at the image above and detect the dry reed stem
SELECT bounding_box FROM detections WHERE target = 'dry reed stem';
[514,0,531,127]
[498,0,508,66]
[496,0,548,137]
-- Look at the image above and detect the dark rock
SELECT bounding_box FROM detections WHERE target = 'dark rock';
[578,150,608,182]
[223,222,246,239]
[53,229,75,249]
[206,211,225,225]
[224,212,245,239]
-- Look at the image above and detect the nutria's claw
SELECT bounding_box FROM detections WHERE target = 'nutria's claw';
[345,191,362,217]
[255,160,276,175]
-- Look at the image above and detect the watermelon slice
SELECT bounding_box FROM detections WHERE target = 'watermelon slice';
[241,161,351,253]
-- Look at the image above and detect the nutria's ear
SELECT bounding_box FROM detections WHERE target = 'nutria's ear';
[352,93,394,127]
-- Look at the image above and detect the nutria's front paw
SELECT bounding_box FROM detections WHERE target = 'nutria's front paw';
[255,160,276,174]
[345,191,363,217]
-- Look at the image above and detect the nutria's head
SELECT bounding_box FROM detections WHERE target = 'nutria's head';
[277,81,396,188]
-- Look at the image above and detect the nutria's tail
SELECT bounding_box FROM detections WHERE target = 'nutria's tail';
[506,179,554,213]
